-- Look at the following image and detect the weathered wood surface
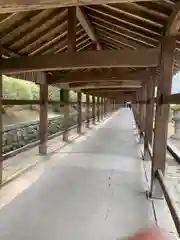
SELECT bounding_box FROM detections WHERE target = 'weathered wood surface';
[39,76,48,155]
[151,36,176,198]
[0,0,160,13]
[48,69,147,84]
[0,48,160,73]
[76,7,102,50]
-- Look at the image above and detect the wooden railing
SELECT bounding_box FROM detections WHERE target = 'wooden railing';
[145,140,180,237]
[2,113,94,161]
[156,169,180,237]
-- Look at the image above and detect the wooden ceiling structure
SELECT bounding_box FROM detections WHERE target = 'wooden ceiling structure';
[0,0,180,100]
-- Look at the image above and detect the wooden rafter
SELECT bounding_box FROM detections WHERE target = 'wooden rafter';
[92,21,147,48]
[0,48,160,73]
[166,1,180,35]
[89,13,158,46]
[76,7,102,50]
[85,5,161,37]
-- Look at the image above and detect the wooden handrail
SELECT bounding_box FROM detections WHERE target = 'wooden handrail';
[156,169,180,237]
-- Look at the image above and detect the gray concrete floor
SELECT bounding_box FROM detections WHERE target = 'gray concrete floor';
[0,109,156,240]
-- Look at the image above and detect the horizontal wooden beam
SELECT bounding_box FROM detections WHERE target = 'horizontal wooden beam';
[0,0,161,13]
[69,81,141,88]
[49,69,151,84]
[0,48,160,74]
[163,93,180,104]
[2,99,61,105]
[83,88,138,93]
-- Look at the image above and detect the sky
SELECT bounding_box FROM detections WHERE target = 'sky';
[172,72,180,93]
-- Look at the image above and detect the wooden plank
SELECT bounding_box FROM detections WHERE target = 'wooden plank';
[166,1,180,36]
[77,91,82,133]
[0,0,161,13]
[0,48,160,73]
[150,36,176,198]
[39,74,48,155]
[76,7,102,50]
[86,94,90,128]
[49,69,147,84]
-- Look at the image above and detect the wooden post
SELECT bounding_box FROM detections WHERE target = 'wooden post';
[62,7,76,141]
[62,89,69,141]
[39,74,48,155]
[0,72,2,183]
[77,91,82,133]
[150,36,176,198]
[144,75,155,157]
[92,95,96,124]
[86,93,90,128]
[68,7,76,52]
[101,97,104,119]
[97,96,100,122]
[104,98,106,117]
[139,86,146,141]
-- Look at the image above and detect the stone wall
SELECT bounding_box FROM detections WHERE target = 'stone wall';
[3,111,91,154]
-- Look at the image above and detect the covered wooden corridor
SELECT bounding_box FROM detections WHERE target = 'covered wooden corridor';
[0,0,179,238]
[0,108,174,240]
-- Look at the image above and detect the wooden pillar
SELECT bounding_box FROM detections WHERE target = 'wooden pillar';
[62,89,69,141]
[92,96,96,124]
[150,36,176,198]
[68,7,76,52]
[62,7,76,141]
[97,96,100,122]
[86,94,90,128]
[144,75,155,156]
[101,97,104,119]
[104,98,106,116]
[139,86,146,141]
[0,72,2,183]
[39,75,48,155]
[77,91,82,133]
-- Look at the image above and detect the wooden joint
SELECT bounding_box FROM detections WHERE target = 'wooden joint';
[158,94,164,105]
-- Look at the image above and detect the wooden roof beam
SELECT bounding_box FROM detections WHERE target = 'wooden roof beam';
[76,7,102,50]
[68,80,142,88]
[166,1,180,35]
[48,69,148,84]
[83,88,138,93]
[74,85,140,90]
[0,1,160,14]
[0,48,160,74]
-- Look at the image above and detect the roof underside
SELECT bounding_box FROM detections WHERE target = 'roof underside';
[0,0,179,98]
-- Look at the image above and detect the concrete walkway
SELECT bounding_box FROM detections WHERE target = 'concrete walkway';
[0,109,155,240]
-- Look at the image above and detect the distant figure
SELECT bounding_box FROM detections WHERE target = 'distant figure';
[126,101,132,110]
